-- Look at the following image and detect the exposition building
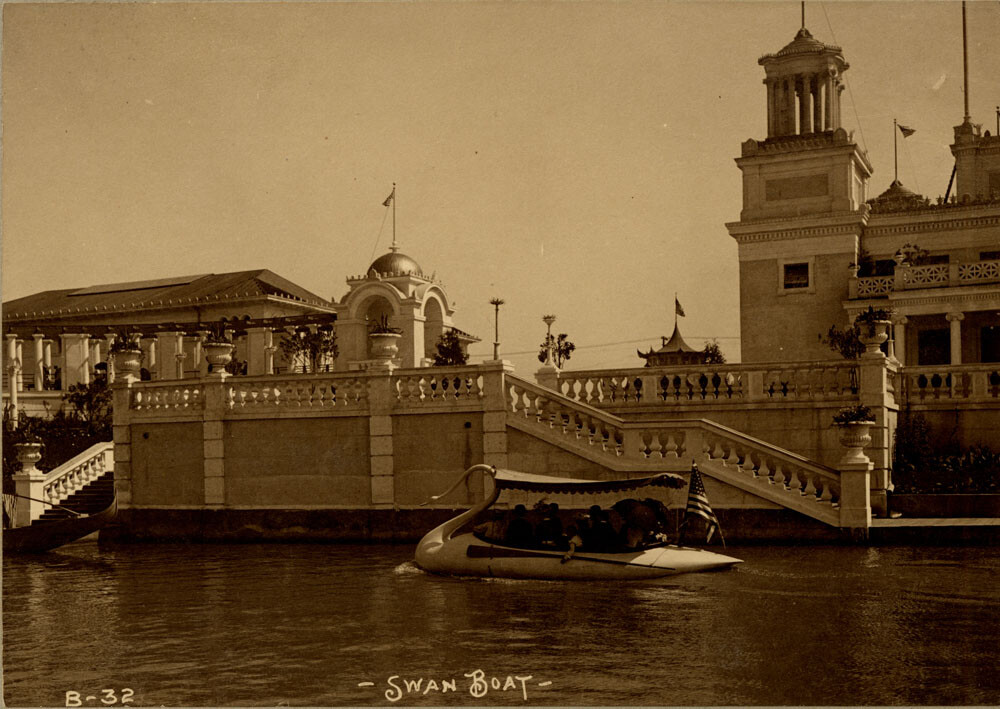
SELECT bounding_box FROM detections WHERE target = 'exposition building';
[5,18,999,542]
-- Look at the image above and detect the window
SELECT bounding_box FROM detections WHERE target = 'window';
[783,262,810,289]
[980,250,1000,262]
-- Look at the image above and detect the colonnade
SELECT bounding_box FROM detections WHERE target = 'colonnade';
[766,70,843,138]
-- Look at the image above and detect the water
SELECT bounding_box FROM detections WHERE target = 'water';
[4,541,1000,707]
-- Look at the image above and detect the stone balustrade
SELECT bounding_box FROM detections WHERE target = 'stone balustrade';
[554,362,857,409]
[393,367,484,407]
[131,383,204,414]
[12,441,113,526]
[849,258,1000,299]
[904,364,1000,403]
[227,373,367,412]
[504,374,844,526]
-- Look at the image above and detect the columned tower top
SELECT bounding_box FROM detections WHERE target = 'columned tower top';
[758,28,848,138]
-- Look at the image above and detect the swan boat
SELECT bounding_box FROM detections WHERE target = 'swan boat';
[414,465,742,580]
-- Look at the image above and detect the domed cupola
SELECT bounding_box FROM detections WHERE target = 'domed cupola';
[368,247,424,279]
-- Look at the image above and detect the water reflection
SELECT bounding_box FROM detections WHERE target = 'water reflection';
[4,542,1000,706]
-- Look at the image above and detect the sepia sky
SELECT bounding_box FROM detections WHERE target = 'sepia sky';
[3,1,999,372]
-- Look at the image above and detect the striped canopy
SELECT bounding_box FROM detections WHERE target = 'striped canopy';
[493,469,686,495]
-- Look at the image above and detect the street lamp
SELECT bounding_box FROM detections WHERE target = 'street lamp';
[490,298,505,360]
[542,314,556,366]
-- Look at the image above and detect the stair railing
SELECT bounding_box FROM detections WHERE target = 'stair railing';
[12,441,114,526]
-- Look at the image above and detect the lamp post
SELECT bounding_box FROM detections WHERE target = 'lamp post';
[542,314,556,366]
[490,298,505,360]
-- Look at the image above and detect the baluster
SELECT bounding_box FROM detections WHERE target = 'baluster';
[819,478,835,504]
[649,432,663,458]
[787,466,803,493]
[802,472,819,499]
[772,461,787,487]
[663,434,679,458]
[757,456,771,481]
[711,440,726,459]
[724,443,740,467]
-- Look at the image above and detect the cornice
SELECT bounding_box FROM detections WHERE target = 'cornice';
[727,211,867,242]
[864,213,1000,237]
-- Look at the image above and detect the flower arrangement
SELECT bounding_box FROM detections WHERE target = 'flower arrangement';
[854,306,893,325]
[833,404,875,425]
[108,327,142,354]
[369,314,402,335]
[203,320,233,344]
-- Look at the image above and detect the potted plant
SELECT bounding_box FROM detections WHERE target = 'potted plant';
[14,419,44,471]
[202,321,235,373]
[108,327,144,379]
[853,306,894,354]
[368,315,403,361]
[833,404,876,463]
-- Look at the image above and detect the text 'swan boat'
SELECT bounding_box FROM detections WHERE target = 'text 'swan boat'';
[415,465,742,580]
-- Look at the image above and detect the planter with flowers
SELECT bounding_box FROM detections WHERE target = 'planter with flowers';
[202,322,235,373]
[108,329,144,381]
[833,405,876,464]
[854,306,893,355]
[368,316,403,362]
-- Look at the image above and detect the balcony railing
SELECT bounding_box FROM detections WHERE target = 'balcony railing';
[850,258,1000,299]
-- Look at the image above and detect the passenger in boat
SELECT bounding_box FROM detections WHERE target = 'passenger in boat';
[586,508,618,552]
[560,523,584,564]
[503,505,534,548]
[536,503,565,548]
[473,509,508,542]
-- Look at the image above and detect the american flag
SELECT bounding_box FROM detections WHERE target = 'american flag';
[382,187,395,207]
[685,464,719,542]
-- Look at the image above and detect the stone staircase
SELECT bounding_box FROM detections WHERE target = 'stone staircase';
[505,374,847,527]
[36,471,114,523]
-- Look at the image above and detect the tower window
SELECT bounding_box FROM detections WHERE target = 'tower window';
[783,262,810,289]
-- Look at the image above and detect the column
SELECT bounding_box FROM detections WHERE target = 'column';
[891,316,908,366]
[481,360,514,471]
[812,76,822,132]
[43,340,53,390]
[799,74,812,134]
[6,335,20,422]
[265,330,276,375]
[15,341,24,392]
[825,72,835,131]
[13,443,46,527]
[246,327,268,376]
[201,365,229,508]
[175,334,187,379]
[105,334,117,383]
[146,337,157,378]
[33,334,45,391]
[785,77,797,134]
[61,333,91,387]
[155,333,177,380]
[765,78,776,138]
[367,370,395,505]
[947,312,964,365]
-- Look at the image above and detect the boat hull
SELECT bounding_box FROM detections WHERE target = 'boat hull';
[2,500,117,555]
[415,532,742,580]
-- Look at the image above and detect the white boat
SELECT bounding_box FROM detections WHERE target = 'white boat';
[414,465,742,580]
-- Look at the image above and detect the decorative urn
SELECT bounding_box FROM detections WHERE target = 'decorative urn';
[203,341,235,372]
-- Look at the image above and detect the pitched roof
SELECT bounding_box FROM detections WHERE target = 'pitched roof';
[3,270,334,321]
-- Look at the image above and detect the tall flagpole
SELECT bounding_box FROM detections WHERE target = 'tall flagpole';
[893,118,898,183]
[391,182,397,252]
[962,1,970,123]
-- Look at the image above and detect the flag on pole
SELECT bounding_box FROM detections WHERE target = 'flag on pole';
[382,188,395,207]
[684,463,719,543]
[897,124,916,138]
[675,297,686,318]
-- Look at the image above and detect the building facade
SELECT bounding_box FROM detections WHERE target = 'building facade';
[727,28,1000,367]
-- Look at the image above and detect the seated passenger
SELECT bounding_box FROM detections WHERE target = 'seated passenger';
[536,503,564,548]
[503,504,534,548]
[588,509,618,552]
[561,523,584,564]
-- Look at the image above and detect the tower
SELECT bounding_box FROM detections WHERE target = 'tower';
[726,26,873,363]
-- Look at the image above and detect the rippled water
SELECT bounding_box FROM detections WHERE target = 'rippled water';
[4,540,1000,706]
